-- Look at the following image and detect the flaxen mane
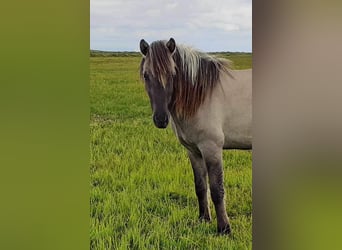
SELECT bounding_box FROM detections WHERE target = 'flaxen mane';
[140,40,232,119]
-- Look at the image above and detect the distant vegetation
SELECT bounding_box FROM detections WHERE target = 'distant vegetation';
[90,50,251,57]
[90,50,252,69]
[90,50,141,57]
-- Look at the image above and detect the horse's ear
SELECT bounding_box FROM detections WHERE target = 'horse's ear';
[140,39,149,56]
[166,38,176,54]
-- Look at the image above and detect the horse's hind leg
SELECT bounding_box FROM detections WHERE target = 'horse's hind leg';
[188,151,211,222]
[200,143,231,234]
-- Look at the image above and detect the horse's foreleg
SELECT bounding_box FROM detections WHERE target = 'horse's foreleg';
[188,151,211,222]
[200,144,231,234]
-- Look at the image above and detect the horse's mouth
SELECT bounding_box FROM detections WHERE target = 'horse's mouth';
[154,121,168,129]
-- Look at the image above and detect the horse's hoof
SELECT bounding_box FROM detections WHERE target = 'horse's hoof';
[217,223,231,235]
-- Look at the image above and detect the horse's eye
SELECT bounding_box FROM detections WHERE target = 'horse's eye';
[143,72,149,80]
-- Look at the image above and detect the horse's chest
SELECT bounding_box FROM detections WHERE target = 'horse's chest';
[171,121,200,154]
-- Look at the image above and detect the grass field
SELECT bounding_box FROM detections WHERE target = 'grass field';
[90,52,252,249]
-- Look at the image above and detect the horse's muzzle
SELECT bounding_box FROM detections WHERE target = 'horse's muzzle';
[153,113,169,129]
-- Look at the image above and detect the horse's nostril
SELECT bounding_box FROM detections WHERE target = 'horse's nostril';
[154,114,168,122]
[153,115,157,122]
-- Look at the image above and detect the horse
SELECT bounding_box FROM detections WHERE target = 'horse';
[139,38,252,234]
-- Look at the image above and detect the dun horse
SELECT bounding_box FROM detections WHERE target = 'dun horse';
[139,38,252,234]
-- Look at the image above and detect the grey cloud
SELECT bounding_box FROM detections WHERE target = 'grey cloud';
[91,0,251,51]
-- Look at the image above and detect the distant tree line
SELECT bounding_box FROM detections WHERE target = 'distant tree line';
[90,50,252,57]
[90,50,141,57]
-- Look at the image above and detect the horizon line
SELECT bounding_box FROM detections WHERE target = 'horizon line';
[90,49,252,53]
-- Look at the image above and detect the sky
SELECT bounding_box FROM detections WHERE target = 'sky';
[90,0,252,52]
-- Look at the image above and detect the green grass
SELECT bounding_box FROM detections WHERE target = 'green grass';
[90,53,252,249]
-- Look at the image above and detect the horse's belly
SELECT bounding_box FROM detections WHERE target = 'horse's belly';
[223,129,252,150]
[223,139,252,150]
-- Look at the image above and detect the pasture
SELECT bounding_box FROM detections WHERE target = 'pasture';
[90,52,252,249]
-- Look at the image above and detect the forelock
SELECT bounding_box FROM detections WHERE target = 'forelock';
[144,40,176,87]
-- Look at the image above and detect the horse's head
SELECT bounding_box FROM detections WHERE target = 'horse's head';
[139,38,176,129]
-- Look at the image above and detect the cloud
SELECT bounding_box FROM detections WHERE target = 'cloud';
[90,0,251,52]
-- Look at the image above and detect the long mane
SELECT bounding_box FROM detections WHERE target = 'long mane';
[140,40,232,119]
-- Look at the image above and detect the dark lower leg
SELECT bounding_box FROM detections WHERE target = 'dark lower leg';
[194,176,211,221]
[208,165,231,234]
[188,151,211,221]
